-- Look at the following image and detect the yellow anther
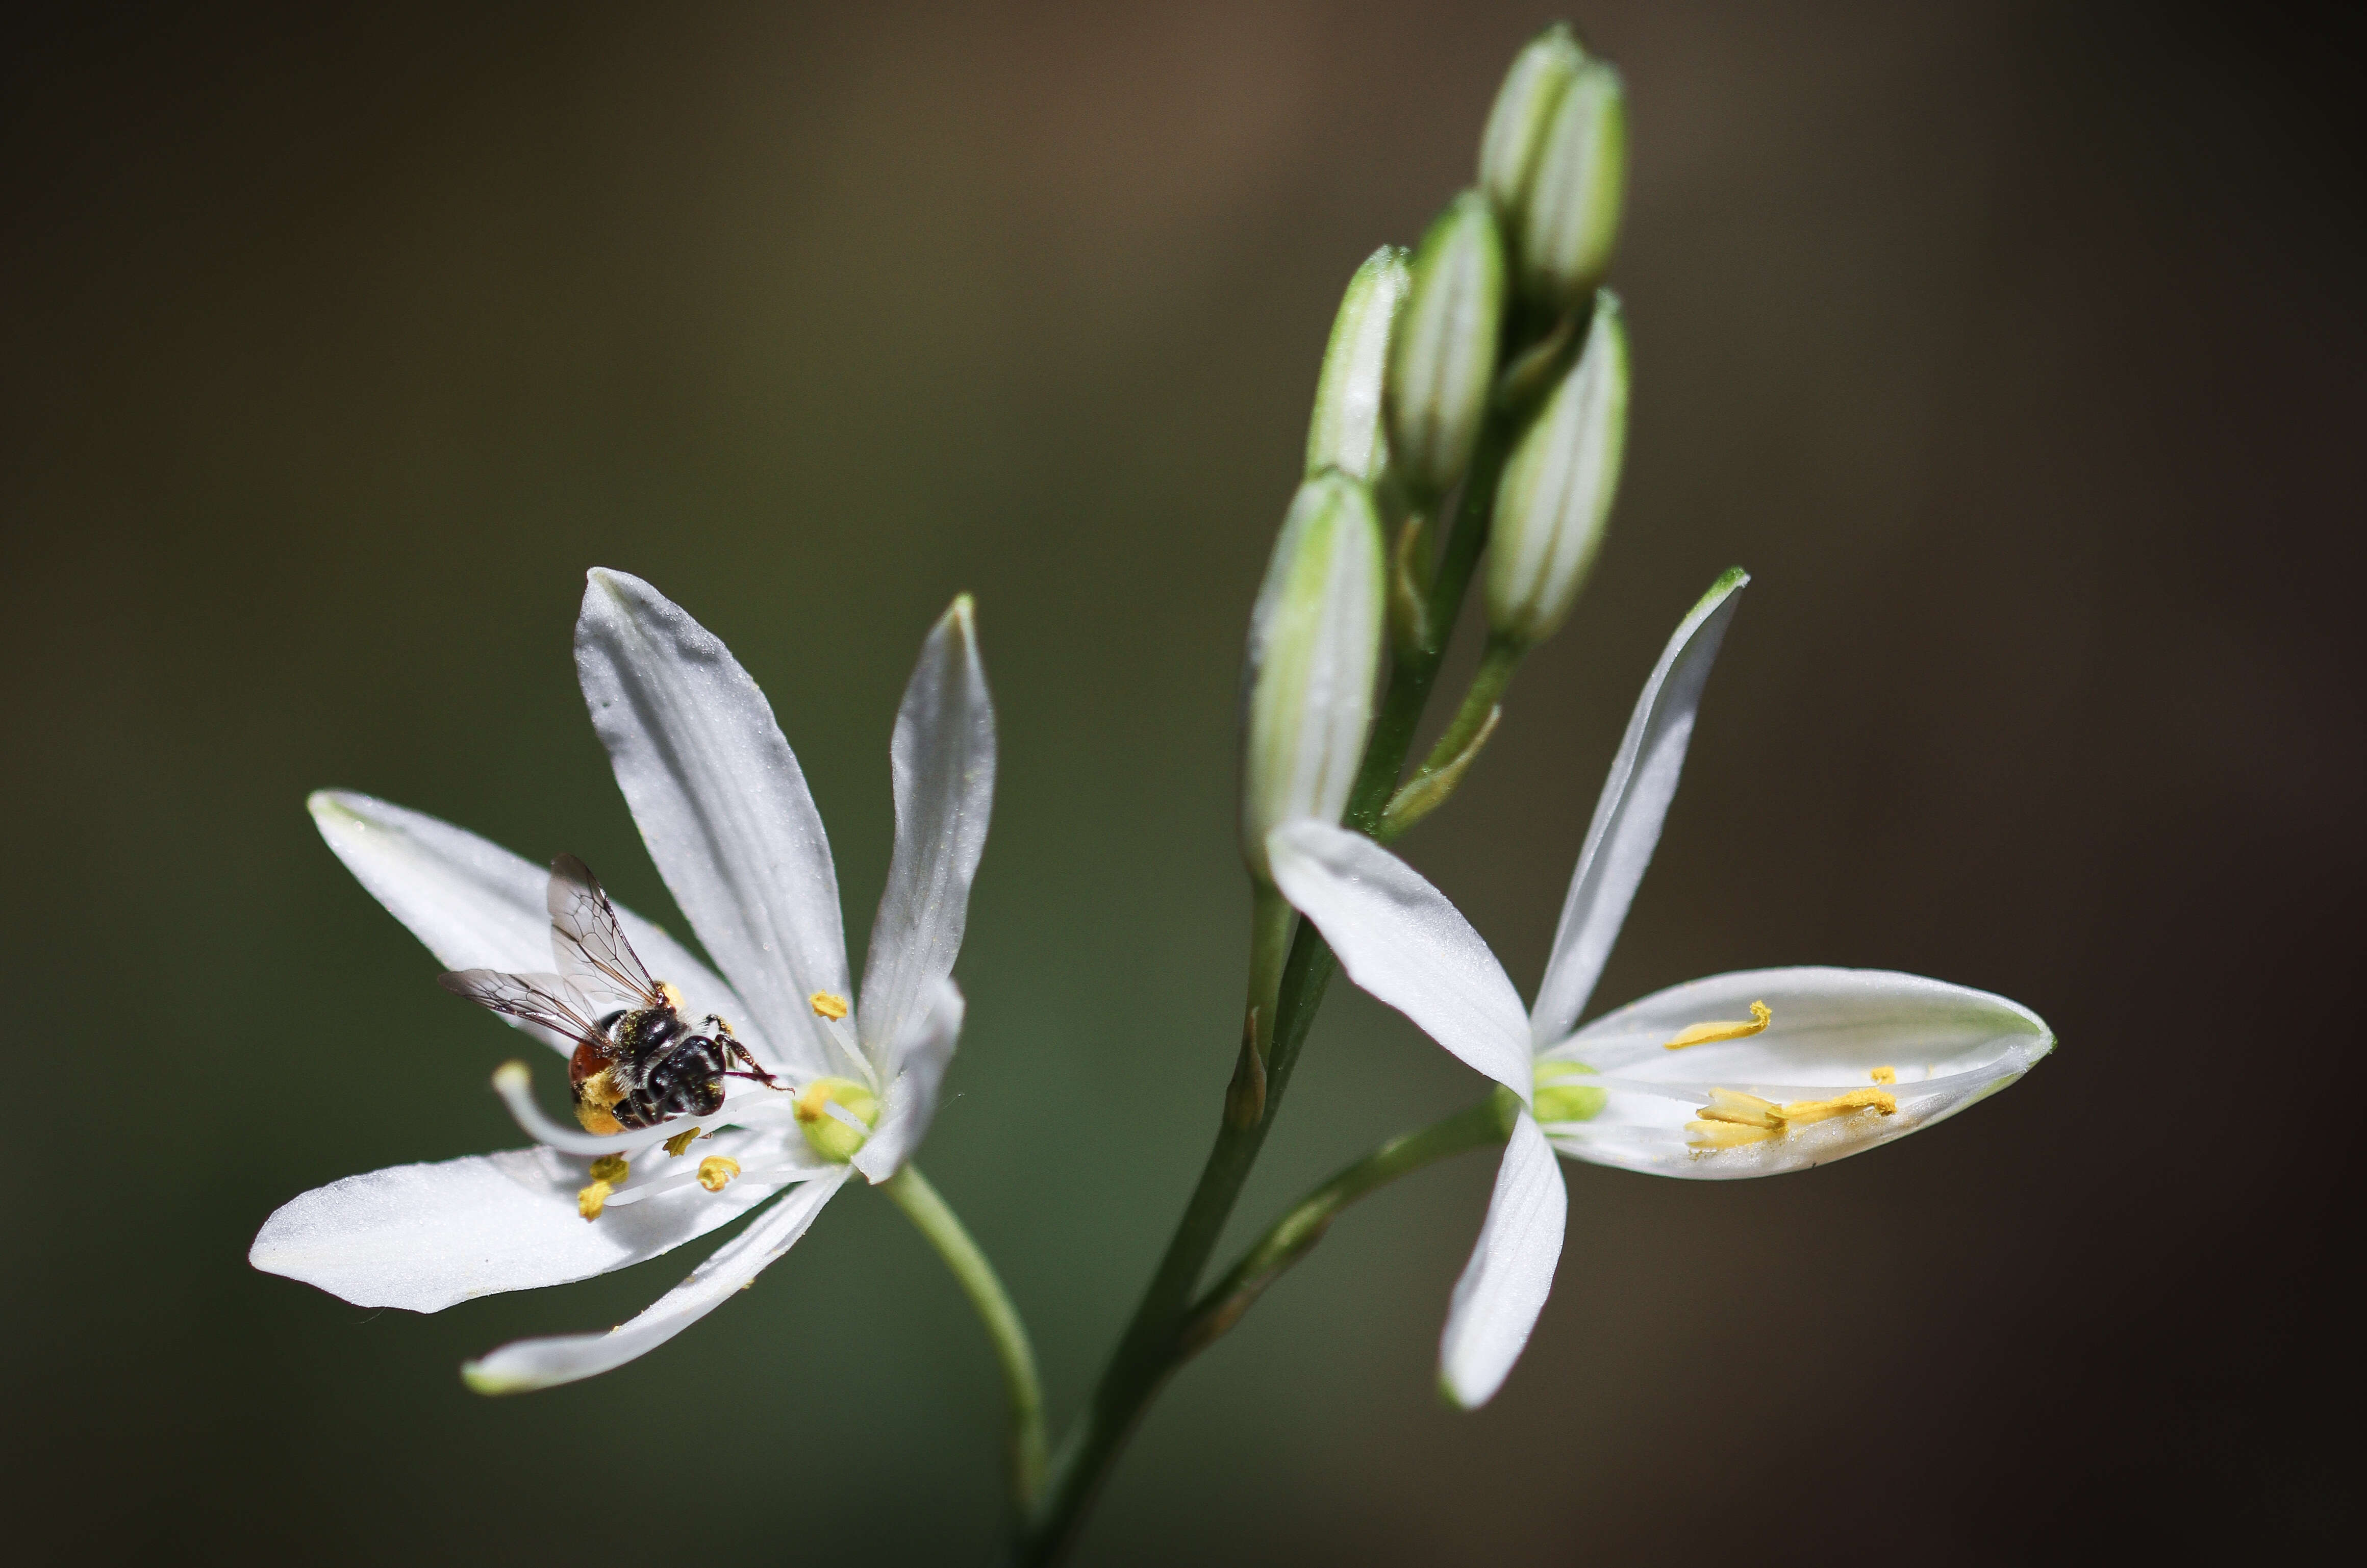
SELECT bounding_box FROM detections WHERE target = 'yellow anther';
[657,981,687,1011]
[1871,1065,1897,1084]
[1696,1087,1783,1128]
[1662,1000,1772,1050]
[809,992,851,1021]
[1685,1120,1779,1148]
[662,1126,704,1158]
[697,1156,742,1192]
[588,1154,629,1184]
[1777,1088,1898,1126]
[795,1082,832,1122]
[576,1180,614,1220]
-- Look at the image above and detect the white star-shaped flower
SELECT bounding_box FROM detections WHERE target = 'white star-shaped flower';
[1269,569,2053,1407]
[250,569,994,1392]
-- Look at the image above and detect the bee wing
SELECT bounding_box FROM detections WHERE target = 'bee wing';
[438,967,612,1054]
[547,853,664,1009]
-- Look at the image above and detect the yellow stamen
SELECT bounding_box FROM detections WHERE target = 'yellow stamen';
[588,1154,629,1184]
[809,992,850,1021]
[1662,999,1772,1050]
[1778,1088,1898,1126]
[657,981,687,1011]
[1685,1119,1779,1148]
[662,1126,704,1158]
[697,1156,742,1192]
[1696,1087,1783,1128]
[576,1180,614,1220]
[1871,1065,1896,1084]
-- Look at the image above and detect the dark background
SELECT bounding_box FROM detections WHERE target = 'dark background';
[4,1,2358,1562]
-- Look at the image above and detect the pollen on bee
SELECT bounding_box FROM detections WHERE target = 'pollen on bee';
[1662,1000,1772,1050]
[809,991,851,1021]
[662,1126,704,1158]
[577,1180,615,1220]
[697,1156,742,1192]
[657,981,687,1012]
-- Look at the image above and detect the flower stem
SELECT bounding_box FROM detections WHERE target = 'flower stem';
[1011,407,1524,1568]
[880,1164,1047,1511]
[1413,633,1522,783]
[1178,1094,1514,1358]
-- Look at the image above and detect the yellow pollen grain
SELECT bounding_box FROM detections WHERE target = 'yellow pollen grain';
[1871,1065,1897,1084]
[809,992,851,1021]
[576,1180,614,1220]
[657,981,687,1011]
[662,1126,704,1158]
[697,1156,742,1192]
[1777,1087,1899,1126]
[588,1154,629,1184]
[1663,999,1772,1050]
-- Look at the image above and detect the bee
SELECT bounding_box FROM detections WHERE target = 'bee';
[439,853,782,1133]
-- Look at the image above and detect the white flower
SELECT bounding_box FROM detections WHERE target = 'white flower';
[249,569,995,1393]
[1267,568,2052,1407]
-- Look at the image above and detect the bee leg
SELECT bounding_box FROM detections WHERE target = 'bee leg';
[722,1038,786,1091]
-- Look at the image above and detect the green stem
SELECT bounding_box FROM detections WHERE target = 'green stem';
[1224,881,1297,1127]
[1413,633,1522,782]
[1179,1096,1513,1358]
[880,1164,1047,1511]
[1012,406,1525,1568]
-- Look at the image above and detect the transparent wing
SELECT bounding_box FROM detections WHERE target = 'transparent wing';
[438,967,612,1054]
[547,853,664,1009]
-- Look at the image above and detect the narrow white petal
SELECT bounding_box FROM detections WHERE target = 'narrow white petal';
[1440,1112,1567,1408]
[1542,967,2053,1179]
[247,1127,809,1313]
[1529,569,1748,1046]
[849,981,964,1183]
[858,598,995,1073]
[308,791,769,1065]
[462,1167,851,1394]
[574,569,846,1075]
[1267,821,1533,1098]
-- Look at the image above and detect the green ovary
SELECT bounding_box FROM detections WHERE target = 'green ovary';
[794,1077,882,1162]
[1532,1060,1607,1123]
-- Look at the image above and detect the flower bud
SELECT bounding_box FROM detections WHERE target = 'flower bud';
[1477,24,1585,222]
[1485,292,1628,647]
[1384,191,1507,500]
[1305,246,1410,484]
[1241,473,1386,880]
[1514,60,1626,309]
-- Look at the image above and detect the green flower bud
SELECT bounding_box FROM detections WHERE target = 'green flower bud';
[1384,191,1507,500]
[1484,292,1628,647]
[794,1076,882,1163]
[1306,246,1411,484]
[1533,1060,1607,1124]
[1241,473,1386,880]
[1477,24,1586,224]
[1515,60,1626,309]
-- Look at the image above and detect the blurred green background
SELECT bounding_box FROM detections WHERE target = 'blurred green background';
[4,1,2359,1561]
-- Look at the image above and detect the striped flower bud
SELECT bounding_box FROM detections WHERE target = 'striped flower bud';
[1241,473,1387,880]
[1478,24,1586,226]
[1514,59,1626,309]
[1484,292,1628,647]
[1384,191,1507,501]
[1305,246,1411,484]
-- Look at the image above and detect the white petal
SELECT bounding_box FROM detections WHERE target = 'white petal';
[462,1166,851,1393]
[574,569,846,1076]
[1529,569,1747,1046]
[1439,1112,1566,1408]
[858,597,994,1072]
[247,1126,809,1313]
[1542,967,2053,1179]
[1267,821,1533,1098]
[308,791,769,1065]
[849,981,964,1183]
